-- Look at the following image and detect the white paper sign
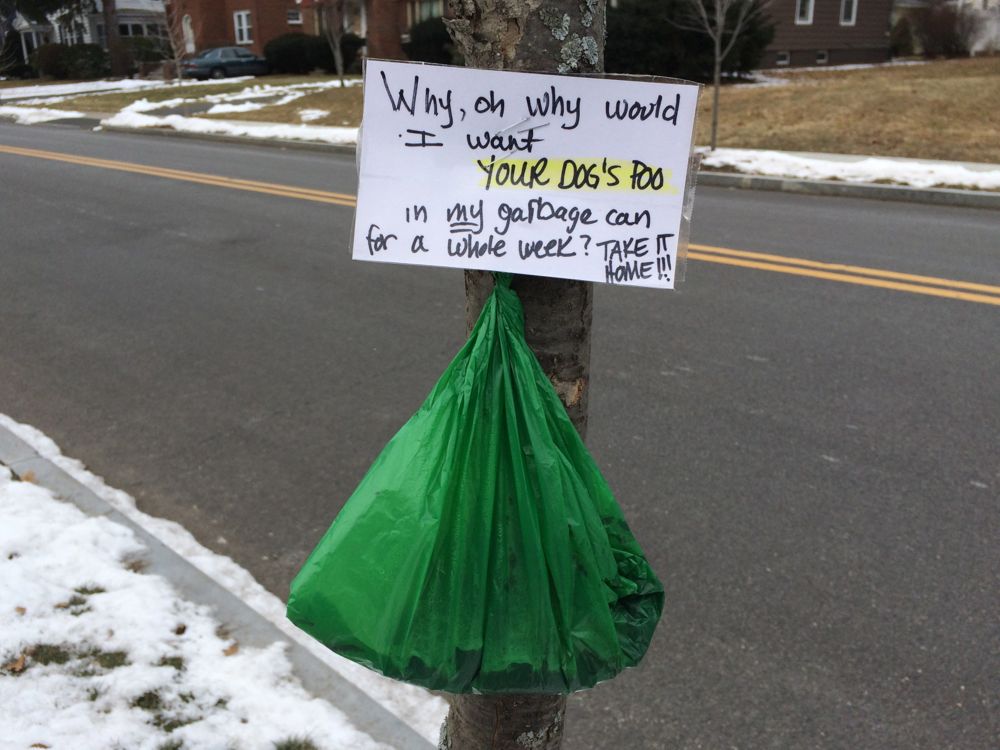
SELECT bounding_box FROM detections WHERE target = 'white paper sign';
[352,60,699,289]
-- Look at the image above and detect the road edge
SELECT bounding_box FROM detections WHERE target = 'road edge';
[93,124,998,210]
[0,422,433,750]
[697,170,1000,210]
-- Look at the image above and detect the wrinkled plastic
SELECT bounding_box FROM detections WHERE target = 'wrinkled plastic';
[287,274,663,693]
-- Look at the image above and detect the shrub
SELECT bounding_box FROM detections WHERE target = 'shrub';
[890,17,915,57]
[31,43,70,78]
[268,32,343,73]
[124,35,168,64]
[606,0,774,81]
[31,43,108,79]
[913,0,981,57]
[403,17,458,64]
[341,32,365,73]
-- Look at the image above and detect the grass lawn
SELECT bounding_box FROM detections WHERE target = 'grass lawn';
[44,75,360,116]
[696,56,1000,163]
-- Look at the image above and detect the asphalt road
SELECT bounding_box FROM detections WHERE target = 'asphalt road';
[1,121,998,750]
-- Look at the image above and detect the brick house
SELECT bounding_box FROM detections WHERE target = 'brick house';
[168,0,322,56]
[761,0,895,67]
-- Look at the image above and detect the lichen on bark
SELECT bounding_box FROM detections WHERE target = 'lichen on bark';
[539,7,571,39]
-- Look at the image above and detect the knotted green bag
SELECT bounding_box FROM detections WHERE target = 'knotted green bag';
[287,274,663,693]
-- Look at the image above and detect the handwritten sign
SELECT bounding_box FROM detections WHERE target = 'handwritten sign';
[352,59,700,289]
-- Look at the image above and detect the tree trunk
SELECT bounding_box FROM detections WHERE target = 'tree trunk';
[711,39,721,150]
[440,1,605,746]
[102,0,130,77]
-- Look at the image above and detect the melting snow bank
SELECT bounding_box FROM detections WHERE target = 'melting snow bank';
[0,464,387,749]
[0,77,253,102]
[700,148,1000,191]
[0,414,446,746]
[0,105,87,124]
[102,104,359,146]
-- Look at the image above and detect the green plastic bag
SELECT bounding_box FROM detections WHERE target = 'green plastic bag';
[287,274,662,693]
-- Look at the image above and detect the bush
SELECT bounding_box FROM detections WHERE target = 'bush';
[913,0,981,57]
[403,17,458,64]
[890,17,914,57]
[606,0,774,81]
[31,43,109,79]
[124,35,168,64]
[31,43,70,78]
[265,33,326,74]
[341,33,365,73]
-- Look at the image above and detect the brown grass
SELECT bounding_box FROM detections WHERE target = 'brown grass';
[10,59,999,162]
[697,57,1000,162]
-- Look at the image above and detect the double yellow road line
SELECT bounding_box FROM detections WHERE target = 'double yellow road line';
[2,143,998,307]
[0,144,356,207]
[687,244,1000,307]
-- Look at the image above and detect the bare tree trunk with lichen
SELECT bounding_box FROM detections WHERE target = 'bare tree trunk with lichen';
[438,1,606,747]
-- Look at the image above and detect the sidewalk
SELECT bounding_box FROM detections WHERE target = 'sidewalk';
[0,414,444,750]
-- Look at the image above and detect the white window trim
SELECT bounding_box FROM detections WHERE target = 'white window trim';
[234,10,252,44]
[840,0,858,25]
[776,50,791,66]
[795,0,814,24]
[816,49,829,64]
[287,9,303,24]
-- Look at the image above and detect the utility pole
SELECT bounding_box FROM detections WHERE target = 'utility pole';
[440,2,607,746]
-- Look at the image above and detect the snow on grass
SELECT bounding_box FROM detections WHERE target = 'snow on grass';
[0,414,447,744]
[102,102,358,146]
[0,462,389,750]
[0,105,87,124]
[699,147,1000,191]
[0,77,254,102]
[299,109,330,123]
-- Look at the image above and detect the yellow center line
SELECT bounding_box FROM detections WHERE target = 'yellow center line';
[3,143,997,306]
[0,144,358,207]
[689,242,1000,296]
[687,252,1000,307]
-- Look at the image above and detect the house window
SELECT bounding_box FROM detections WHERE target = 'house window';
[287,9,303,24]
[840,0,858,24]
[234,10,253,44]
[775,50,791,66]
[816,49,829,64]
[795,0,814,24]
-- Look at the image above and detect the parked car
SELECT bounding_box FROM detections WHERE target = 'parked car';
[180,47,269,80]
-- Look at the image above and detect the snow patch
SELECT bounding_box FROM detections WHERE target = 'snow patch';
[0,106,87,124]
[0,463,389,750]
[0,414,446,743]
[700,148,1000,191]
[102,105,358,145]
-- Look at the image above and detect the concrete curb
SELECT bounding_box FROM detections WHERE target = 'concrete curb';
[698,171,1000,211]
[0,423,433,750]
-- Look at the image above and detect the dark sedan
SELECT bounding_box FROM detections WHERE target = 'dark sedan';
[180,47,269,80]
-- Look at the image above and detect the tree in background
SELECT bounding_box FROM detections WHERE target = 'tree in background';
[606,0,772,82]
[162,0,198,80]
[0,0,15,71]
[99,0,129,75]
[671,0,772,150]
[314,0,349,79]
